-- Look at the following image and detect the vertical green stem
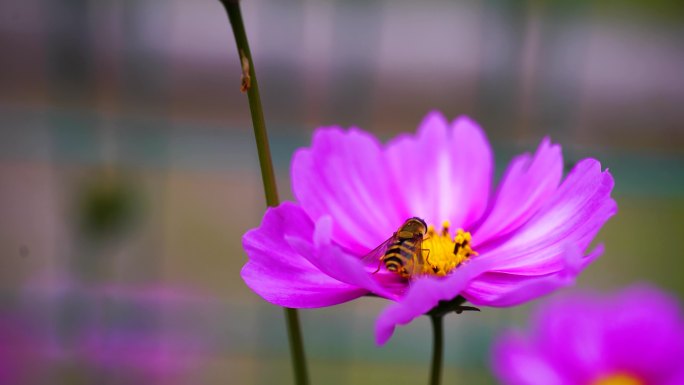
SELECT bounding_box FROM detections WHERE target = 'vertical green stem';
[429,315,444,385]
[218,1,309,384]
[220,0,278,207]
[284,305,308,384]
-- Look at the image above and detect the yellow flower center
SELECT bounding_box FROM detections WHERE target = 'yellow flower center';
[592,373,643,385]
[422,221,477,276]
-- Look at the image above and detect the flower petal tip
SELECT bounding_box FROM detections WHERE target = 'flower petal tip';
[374,318,394,346]
[417,110,450,135]
[452,114,479,128]
[451,114,488,137]
[423,109,449,122]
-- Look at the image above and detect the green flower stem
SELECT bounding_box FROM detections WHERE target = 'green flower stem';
[218,1,309,384]
[284,306,308,385]
[429,314,444,385]
[220,0,278,207]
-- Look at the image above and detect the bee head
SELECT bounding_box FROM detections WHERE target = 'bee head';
[404,217,428,233]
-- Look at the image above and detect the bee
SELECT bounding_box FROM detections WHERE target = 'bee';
[363,217,428,278]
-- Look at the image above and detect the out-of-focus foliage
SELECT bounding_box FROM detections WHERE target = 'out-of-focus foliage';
[75,172,140,241]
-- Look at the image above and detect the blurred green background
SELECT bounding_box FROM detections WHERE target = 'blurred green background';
[1,0,683,384]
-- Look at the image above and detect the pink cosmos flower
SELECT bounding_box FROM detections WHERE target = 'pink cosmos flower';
[241,111,616,344]
[492,285,684,385]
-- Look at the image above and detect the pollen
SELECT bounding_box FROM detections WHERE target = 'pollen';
[422,222,477,276]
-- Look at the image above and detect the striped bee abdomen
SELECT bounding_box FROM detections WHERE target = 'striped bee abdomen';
[384,240,419,274]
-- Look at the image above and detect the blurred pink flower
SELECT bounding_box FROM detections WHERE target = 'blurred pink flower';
[68,285,205,383]
[0,314,41,384]
[493,285,684,385]
[15,280,210,384]
[242,111,616,344]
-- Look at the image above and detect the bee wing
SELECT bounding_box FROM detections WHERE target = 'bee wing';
[360,234,396,269]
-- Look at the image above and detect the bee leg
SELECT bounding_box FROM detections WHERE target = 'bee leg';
[371,257,383,275]
[426,249,440,274]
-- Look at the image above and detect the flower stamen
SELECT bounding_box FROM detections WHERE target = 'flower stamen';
[423,222,477,276]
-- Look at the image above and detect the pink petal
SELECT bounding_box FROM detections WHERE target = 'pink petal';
[466,244,602,307]
[493,286,684,385]
[241,203,367,308]
[474,159,616,276]
[493,332,569,385]
[664,370,684,385]
[463,159,614,306]
[374,256,496,345]
[602,285,684,382]
[530,293,612,383]
[286,216,399,300]
[291,128,406,254]
[385,111,493,229]
[474,137,562,245]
